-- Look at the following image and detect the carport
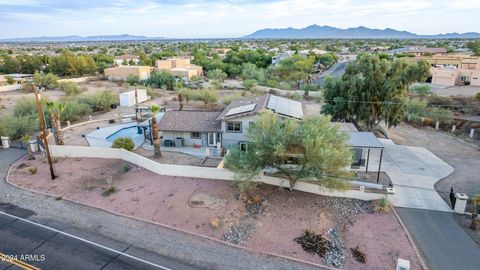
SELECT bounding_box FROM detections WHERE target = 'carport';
[347,132,385,183]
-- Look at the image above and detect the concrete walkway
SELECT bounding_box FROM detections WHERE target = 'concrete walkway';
[368,139,454,212]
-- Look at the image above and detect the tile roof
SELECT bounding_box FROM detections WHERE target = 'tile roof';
[158,110,222,132]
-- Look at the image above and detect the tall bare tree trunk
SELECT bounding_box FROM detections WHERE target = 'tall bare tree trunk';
[55,112,64,145]
[49,111,60,145]
[178,93,184,111]
[152,116,161,157]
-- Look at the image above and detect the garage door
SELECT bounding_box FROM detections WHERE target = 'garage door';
[434,77,453,86]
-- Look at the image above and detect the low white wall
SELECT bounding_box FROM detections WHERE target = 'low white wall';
[49,145,384,201]
[0,84,23,92]
[58,76,93,83]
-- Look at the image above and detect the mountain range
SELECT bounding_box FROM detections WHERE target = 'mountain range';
[244,25,480,39]
[0,34,165,42]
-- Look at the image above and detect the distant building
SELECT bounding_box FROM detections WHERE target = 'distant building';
[209,48,231,58]
[272,51,293,66]
[114,54,140,66]
[104,66,151,81]
[409,54,480,86]
[154,58,203,81]
[388,47,447,56]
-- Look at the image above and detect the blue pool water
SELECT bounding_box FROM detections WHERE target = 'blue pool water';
[106,126,143,142]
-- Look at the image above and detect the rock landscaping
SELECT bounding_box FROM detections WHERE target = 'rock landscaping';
[9,156,423,269]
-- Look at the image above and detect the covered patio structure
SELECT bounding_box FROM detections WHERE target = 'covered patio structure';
[347,132,385,183]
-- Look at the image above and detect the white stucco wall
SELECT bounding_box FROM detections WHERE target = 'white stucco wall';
[49,145,385,201]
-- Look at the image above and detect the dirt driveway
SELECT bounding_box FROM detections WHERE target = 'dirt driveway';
[387,123,480,203]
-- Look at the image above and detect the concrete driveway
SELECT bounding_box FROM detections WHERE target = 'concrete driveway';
[396,208,480,270]
[368,139,454,212]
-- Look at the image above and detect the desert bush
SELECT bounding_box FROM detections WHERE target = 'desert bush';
[428,107,453,124]
[121,163,131,173]
[33,72,58,89]
[59,81,82,96]
[28,167,38,175]
[410,84,432,96]
[79,89,118,112]
[22,82,35,92]
[242,79,257,90]
[102,187,117,196]
[278,82,292,90]
[291,92,302,101]
[14,97,39,117]
[126,75,140,86]
[0,115,37,140]
[192,88,219,106]
[60,100,92,122]
[475,92,480,101]
[374,197,390,213]
[222,92,242,106]
[111,137,134,151]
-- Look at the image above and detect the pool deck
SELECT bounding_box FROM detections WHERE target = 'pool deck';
[85,122,145,149]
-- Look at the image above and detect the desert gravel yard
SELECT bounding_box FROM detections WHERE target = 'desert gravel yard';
[9,157,422,269]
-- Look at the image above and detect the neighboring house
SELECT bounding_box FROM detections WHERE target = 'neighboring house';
[154,58,203,81]
[388,47,447,56]
[429,57,480,86]
[272,51,293,66]
[104,66,151,81]
[114,54,140,66]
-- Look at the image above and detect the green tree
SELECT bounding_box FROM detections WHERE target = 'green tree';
[33,72,58,89]
[145,71,176,90]
[112,137,134,151]
[242,79,257,90]
[21,134,35,160]
[207,69,227,82]
[225,111,352,190]
[193,88,219,107]
[322,54,430,131]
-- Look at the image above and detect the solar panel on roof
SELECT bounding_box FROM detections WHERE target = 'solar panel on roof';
[225,104,256,116]
[267,95,303,119]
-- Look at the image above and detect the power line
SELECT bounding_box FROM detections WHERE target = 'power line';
[317,98,480,108]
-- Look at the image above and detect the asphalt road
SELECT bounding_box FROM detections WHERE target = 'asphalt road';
[313,61,348,86]
[0,209,198,270]
[396,207,480,270]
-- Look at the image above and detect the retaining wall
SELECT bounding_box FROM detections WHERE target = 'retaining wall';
[49,145,384,201]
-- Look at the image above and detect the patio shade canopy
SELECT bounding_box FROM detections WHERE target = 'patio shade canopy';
[347,132,384,149]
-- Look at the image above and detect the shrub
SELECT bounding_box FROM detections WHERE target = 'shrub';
[60,100,92,122]
[192,88,218,106]
[102,187,117,197]
[79,89,118,112]
[428,107,453,124]
[374,197,390,213]
[14,97,39,117]
[59,82,82,96]
[410,84,432,96]
[126,75,140,86]
[278,82,292,90]
[121,163,131,173]
[476,92,480,101]
[111,137,134,151]
[0,115,36,140]
[222,92,242,106]
[291,92,302,101]
[242,79,257,90]
[33,72,58,89]
[28,167,38,175]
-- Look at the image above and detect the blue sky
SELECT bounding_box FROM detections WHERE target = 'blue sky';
[1,0,479,38]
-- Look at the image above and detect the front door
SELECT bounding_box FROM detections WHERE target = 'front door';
[208,133,219,146]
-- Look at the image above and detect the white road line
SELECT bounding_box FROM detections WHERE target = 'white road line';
[0,211,173,270]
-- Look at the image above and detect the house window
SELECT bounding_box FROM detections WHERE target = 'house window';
[226,122,242,133]
[460,76,467,82]
[191,132,201,139]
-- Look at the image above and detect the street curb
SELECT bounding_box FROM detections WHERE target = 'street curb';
[5,156,336,270]
[391,206,429,270]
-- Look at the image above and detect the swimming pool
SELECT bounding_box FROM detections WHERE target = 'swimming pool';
[86,123,146,149]
[106,126,144,142]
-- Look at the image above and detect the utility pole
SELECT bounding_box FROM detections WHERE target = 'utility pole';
[35,87,56,180]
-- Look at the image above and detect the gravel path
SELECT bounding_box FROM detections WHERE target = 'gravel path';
[0,148,324,270]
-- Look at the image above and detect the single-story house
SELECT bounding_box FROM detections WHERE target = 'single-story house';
[154,58,203,80]
[114,54,140,66]
[104,66,151,81]
[157,110,222,147]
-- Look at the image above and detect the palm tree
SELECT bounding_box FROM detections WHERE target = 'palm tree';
[54,103,66,145]
[21,135,34,160]
[150,104,161,157]
[45,101,60,145]
[470,194,480,230]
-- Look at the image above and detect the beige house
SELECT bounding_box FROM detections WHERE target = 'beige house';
[114,54,140,66]
[154,58,203,80]
[104,66,151,81]
[429,57,480,86]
